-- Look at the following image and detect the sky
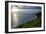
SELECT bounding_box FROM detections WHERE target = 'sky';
[11,5,41,14]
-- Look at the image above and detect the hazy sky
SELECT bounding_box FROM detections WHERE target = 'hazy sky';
[11,5,41,14]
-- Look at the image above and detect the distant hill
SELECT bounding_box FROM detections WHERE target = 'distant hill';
[36,12,41,17]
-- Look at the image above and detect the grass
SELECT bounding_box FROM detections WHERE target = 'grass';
[16,16,41,28]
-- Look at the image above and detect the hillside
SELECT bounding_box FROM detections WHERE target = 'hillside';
[16,16,41,28]
[15,12,41,28]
